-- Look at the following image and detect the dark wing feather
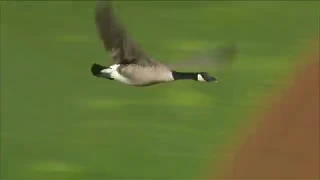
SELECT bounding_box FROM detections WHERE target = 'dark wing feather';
[95,1,153,65]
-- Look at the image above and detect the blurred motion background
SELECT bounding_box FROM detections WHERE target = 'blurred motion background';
[1,1,319,179]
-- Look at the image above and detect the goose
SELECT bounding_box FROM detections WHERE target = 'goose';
[91,1,232,87]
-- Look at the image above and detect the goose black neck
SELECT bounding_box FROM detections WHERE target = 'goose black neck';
[172,71,198,81]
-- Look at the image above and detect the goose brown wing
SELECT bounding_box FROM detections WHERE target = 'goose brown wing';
[169,44,237,70]
[95,1,154,66]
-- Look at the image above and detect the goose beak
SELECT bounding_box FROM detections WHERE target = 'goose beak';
[198,72,217,82]
[207,76,217,82]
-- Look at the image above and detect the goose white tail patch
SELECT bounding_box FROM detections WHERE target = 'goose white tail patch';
[197,74,206,82]
[101,64,132,85]
[101,64,120,74]
[111,71,132,85]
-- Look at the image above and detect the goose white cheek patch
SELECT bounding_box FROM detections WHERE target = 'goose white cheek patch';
[197,74,206,82]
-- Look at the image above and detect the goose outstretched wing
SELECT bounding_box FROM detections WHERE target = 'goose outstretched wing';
[169,44,237,70]
[95,1,154,66]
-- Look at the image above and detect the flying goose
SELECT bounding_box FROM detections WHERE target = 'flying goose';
[91,1,230,87]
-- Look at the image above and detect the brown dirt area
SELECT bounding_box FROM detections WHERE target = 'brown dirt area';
[217,42,319,179]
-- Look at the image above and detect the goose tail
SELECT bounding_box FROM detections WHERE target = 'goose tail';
[91,63,106,76]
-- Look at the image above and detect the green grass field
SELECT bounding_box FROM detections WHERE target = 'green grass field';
[1,1,319,179]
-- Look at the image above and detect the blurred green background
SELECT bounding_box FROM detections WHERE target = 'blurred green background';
[1,1,319,179]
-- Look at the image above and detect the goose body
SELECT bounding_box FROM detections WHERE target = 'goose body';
[92,63,175,86]
[91,1,220,87]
